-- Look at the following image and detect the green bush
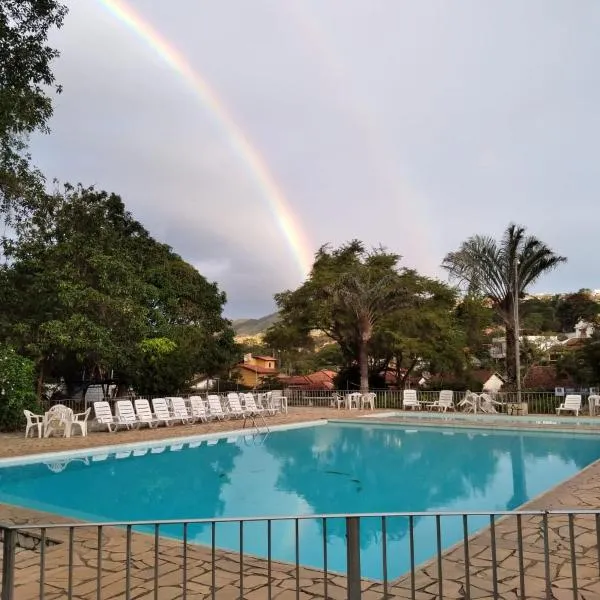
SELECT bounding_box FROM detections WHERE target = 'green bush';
[0,346,38,431]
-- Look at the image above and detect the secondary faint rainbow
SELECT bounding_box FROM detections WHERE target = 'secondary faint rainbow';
[96,0,313,279]
[281,1,438,273]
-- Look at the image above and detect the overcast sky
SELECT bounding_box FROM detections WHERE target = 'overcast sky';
[31,0,600,317]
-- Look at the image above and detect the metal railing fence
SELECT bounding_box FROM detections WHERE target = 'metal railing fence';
[2,509,599,600]
[283,389,572,415]
[38,389,596,419]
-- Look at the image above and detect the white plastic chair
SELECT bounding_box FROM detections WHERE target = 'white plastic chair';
[115,400,141,429]
[557,394,582,416]
[270,390,288,414]
[458,391,479,413]
[70,407,91,436]
[24,410,44,438]
[403,390,420,410]
[331,393,344,410]
[479,393,502,414]
[431,390,455,412]
[361,392,376,410]
[44,404,74,438]
[93,401,118,432]
[134,399,159,428]
[346,393,361,410]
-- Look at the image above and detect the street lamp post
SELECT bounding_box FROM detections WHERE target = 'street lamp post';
[513,259,522,405]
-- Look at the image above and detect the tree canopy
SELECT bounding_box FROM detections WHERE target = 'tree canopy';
[265,241,465,390]
[1,0,67,216]
[0,184,238,396]
[442,223,566,386]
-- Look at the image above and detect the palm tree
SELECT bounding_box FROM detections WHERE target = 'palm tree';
[442,224,566,386]
[332,266,405,394]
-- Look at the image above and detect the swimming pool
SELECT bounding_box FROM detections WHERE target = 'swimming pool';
[1,422,599,580]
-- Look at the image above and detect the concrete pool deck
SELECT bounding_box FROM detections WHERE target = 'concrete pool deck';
[1,408,600,599]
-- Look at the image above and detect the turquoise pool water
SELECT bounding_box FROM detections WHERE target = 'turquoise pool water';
[1,422,599,579]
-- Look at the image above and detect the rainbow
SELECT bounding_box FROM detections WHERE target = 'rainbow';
[96,0,313,279]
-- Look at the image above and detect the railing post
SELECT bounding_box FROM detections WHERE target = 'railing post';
[346,517,361,600]
[1,528,17,600]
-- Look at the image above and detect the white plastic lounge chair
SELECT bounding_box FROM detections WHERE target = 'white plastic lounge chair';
[403,390,420,411]
[151,398,179,426]
[70,407,91,436]
[361,392,376,410]
[44,404,74,437]
[134,399,159,428]
[207,438,219,446]
[24,410,44,438]
[94,401,118,432]
[115,451,131,459]
[170,443,184,451]
[207,395,228,420]
[115,400,141,429]
[431,390,454,412]
[188,440,202,449]
[557,394,582,416]
[168,397,192,424]
[227,393,249,418]
[133,448,148,457]
[150,446,166,454]
[243,393,265,415]
[189,396,209,422]
[92,453,109,462]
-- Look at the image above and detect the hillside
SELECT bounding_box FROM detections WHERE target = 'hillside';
[232,312,279,337]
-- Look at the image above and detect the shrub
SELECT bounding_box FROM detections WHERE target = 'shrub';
[0,346,38,431]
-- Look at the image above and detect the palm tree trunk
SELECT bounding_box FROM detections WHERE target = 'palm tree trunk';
[358,316,371,394]
[505,324,517,386]
[358,338,369,394]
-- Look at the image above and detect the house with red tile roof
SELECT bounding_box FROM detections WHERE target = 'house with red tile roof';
[232,354,279,387]
[279,369,337,390]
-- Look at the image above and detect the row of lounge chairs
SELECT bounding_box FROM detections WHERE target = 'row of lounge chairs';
[93,393,285,432]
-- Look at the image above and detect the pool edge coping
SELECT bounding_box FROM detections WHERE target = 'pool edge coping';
[0,419,328,468]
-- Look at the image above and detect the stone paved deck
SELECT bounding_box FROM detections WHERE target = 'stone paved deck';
[2,409,600,599]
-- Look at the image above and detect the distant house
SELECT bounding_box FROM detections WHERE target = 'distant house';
[279,369,337,390]
[232,354,279,387]
[489,320,595,360]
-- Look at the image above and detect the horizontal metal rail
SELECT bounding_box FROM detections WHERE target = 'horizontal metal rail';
[4,508,599,530]
[2,509,600,600]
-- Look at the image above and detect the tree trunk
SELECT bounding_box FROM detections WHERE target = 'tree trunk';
[358,338,369,394]
[505,324,517,387]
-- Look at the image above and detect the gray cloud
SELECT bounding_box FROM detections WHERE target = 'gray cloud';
[30,0,600,317]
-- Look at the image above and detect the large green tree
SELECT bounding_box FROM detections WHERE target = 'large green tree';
[556,289,600,333]
[442,223,566,386]
[0,184,238,396]
[266,241,464,392]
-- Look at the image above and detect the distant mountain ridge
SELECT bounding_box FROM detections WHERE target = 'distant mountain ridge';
[232,312,279,337]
